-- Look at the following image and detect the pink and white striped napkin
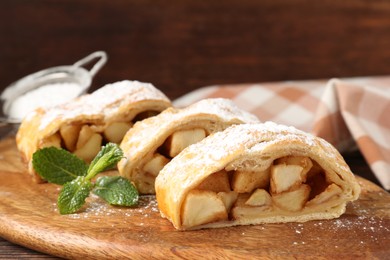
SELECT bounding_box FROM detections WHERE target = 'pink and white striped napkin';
[174,76,390,190]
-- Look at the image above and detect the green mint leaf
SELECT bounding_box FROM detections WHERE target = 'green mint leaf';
[86,143,124,180]
[93,176,139,206]
[32,147,88,185]
[57,176,93,214]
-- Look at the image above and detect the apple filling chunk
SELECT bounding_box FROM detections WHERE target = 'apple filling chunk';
[197,170,231,192]
[164,128,206,158]
[104,122,132,143]
[272,184,311,211]
[270,164,307,194]
[55,124,104,163]
[245,189,272,207]
[74,133,103,163]
[40,111,162,166]
[231,169,270,193]
[39,133,62,149]
[76,125,96,150]
[217,191,238,212]
[143,153,170,177]
[275,156,313,176]
[181,190,228,228]
[43,121,134,164]
[135,128,212,194]
[182,155,342,228]
[231,192,272,220]
[138,154,170,194]
[59,124,81,151]
[306,183,342,206]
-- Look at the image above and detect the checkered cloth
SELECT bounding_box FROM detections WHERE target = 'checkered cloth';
[174,76,390,190]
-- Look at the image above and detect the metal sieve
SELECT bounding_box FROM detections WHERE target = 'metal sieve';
[0,51,107,124]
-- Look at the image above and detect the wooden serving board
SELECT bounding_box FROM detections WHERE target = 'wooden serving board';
[0,137,389,259]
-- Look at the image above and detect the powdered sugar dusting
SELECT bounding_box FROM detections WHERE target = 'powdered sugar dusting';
[65,194,159,226]
[183,98,259,123]
[37,80,170,129]
[288,213,390,248]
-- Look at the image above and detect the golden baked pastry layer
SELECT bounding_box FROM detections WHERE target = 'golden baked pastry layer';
[16,80,171,182]
[155,122,361,230]
[118,98,260,194]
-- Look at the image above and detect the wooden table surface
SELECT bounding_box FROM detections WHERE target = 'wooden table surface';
[0,140,388,259]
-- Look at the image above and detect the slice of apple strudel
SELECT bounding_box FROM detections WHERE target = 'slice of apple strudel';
[117,98,260,194]
[16,80,171,182]
[155,122,361,230]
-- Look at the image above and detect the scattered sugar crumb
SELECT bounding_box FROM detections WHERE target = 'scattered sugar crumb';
[64,195,159,227]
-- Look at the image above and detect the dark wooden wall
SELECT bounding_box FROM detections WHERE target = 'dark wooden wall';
[1,0,390,100]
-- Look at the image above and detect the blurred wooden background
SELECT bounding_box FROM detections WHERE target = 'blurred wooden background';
[1,0,390,100]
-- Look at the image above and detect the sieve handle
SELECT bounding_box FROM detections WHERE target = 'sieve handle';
[73,51,108,78]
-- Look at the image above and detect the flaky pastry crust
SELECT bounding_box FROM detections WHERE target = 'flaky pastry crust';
[118,98,260,194]
[16,80,171,182]
[155,122,361,230]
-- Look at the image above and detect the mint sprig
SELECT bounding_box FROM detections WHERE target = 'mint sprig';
[32,143,139,214]
[94,176,139,206]
[58,176,93,214]
[32,147,88,185]
[87,143,124,179]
